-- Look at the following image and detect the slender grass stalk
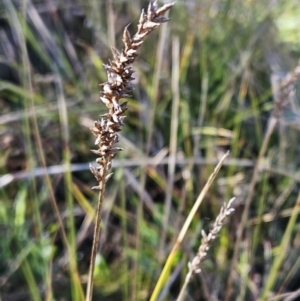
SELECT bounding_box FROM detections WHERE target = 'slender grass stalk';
[138,12,171,292]
[107,0,116,48]
[134,175,143,300]
[45,245,54,301]
[259,192,300,300]
[14,187,41,301]
[118,165,129,301]
[56,76,82,301]
[179,30,196,85]
[147,13,170,154]
[149,151,230,301]
[86,2,175,300]
[159,35,180,260]
[20,258,42,301]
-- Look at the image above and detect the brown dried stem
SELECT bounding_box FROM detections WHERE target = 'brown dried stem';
[85,1,175,300]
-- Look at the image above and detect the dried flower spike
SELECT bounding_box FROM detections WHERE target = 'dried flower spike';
[189,197,236,276]
[90,0,175,188]
[86,2,174,301]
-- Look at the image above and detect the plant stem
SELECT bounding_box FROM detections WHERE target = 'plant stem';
[85,163,108,301]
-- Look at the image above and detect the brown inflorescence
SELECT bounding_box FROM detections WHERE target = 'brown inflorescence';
[89,0,175,189]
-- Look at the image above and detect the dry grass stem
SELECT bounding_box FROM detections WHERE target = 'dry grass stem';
[86,1,175,300]
[176,198,236,301]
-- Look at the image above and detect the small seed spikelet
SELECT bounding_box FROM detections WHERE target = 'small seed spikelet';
[90,1,175,188]
[188,198,236,276]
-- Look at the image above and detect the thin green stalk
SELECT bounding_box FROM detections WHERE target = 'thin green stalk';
[225,115,277,301]
[179,31,196,85]
[146,12,171,155]
[135,181,144,301]
[118,166,129,301]
[56,76,83,301]
[150,152,229,301]
[45,246,54,301]
[159,35,180,260]
[259,192,300,300]
[107,0,116,48]
[21,258,42,301]
[252,172,269,253]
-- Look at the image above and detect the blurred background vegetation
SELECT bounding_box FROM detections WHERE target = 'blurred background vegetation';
[1,0,300,300]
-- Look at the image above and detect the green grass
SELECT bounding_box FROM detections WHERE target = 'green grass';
[1,0,300,300]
